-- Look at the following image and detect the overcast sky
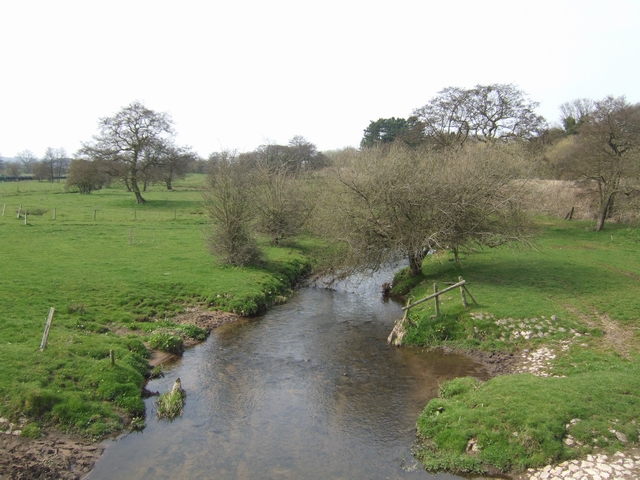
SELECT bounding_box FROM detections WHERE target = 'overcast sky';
[1,0,639,159]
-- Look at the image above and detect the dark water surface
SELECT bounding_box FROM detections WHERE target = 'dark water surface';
[87,276,489,479]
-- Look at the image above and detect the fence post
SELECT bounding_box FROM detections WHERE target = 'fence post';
[2,203,5,216]
[39,307,56,351]
[434,283,440,316]
[110,349,115,365]
[459,276,468,308]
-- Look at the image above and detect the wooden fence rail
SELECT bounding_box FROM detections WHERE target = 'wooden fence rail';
[388,277,477,346]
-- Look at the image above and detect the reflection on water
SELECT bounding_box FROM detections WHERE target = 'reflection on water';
[88,276,488,480]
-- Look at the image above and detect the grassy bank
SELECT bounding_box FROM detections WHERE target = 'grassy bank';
[397,220,640,474]
[0,177,310,439]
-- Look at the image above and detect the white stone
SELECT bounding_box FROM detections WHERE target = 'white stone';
[614,431,627,442]
[598,464,613,474]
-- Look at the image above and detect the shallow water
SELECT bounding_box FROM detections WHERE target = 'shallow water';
[87,276,489,479]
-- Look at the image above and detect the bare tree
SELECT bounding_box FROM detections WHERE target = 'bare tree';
[65,159,109,193]
[559,98,595,134]
[5,161,22,177]
[314,142,531,277]
[79,101,175,203]
[41,147,67,182]
[151,144,197,190]
[414,84,547,148]
[559,96,640,230]
[16,150,38,174]
[204,151,262,266]
[253,162,314,245]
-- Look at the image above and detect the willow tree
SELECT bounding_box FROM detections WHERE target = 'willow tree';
[314,142,531,277]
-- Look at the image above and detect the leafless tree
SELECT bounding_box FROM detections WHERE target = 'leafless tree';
[65,159,110,193]
[41,147,67,182]
[313,142,531,277]
[146,144,197,190]
[558,96,640,230]
[204,151,262,266]
[559,98,595,134]
[79,101,175,203]
[16,150,38,174]
[414,84,547,148]
[253,162,314,245]
[5,161,22,177]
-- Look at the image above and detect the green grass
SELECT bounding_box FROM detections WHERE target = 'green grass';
[0,176,311,438]
[402,219,640,474]
[156,381,186,420]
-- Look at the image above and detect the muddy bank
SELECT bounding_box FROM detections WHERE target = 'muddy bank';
[0,309,241,479]
[0,431,104,480]
[432,345,520,377]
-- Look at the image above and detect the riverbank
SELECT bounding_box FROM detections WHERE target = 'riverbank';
[0,428,104,480]
[402,221,640,476]
[0,177,312,469]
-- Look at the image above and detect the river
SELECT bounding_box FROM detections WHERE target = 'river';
[87,273,489,479]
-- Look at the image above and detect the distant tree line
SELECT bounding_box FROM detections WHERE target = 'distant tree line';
[0,148,70,182]
[361,84,640,233]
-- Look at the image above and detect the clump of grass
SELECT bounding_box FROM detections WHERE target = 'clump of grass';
[129,416,146,431]
[147,331,184,355]
[156,378,186,420]
[177,324,207,340]
[20,422,42,439]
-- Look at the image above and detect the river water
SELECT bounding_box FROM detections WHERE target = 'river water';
[87,274,489,479]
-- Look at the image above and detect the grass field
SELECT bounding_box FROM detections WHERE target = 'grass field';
[0,176,309,438]
[397,220,640,474]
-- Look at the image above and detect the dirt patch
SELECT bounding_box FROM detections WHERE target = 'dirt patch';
[565,306,638,358]
[171,308,239,331]
[437,346,520,377]
[0,431,104,480]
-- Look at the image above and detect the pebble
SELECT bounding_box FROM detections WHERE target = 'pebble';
[522,451,640,480]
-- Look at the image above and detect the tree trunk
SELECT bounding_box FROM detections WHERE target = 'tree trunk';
[165,177,173,190]
[595,194,613,231]
[130,176,146,204]
[408,250,425,276]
